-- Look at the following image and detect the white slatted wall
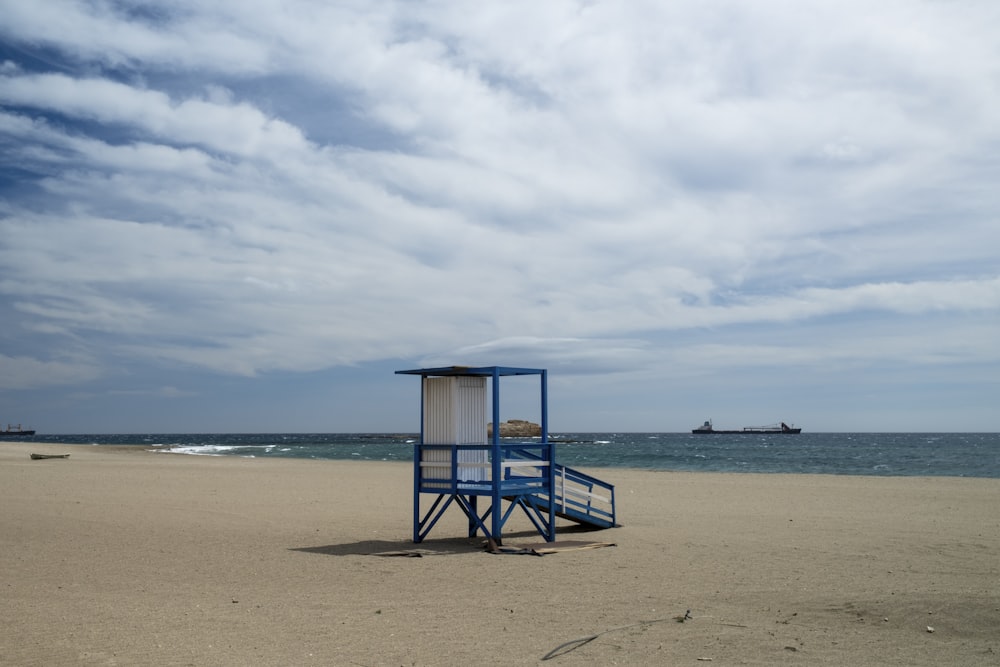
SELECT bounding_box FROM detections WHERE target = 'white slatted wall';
[454,376,488,482]
[422,376,488,482]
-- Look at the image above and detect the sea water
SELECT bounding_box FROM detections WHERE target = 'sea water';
[28,432,1000,478]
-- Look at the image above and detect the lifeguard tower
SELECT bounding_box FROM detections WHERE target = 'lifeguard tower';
[395,365,616,544]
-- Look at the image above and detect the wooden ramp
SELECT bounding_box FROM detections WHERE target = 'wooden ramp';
[507,462,617,530]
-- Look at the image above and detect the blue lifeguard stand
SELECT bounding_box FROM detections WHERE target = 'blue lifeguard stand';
[395,365,616,544]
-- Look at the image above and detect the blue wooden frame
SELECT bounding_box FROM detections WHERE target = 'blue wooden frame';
[395,366,555,544]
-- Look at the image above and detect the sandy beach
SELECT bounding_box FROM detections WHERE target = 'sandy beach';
[1,442,997,666]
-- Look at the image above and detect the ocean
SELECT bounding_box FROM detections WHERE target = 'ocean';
[26,432,1000,478]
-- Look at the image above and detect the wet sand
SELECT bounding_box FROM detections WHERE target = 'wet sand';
[1,442,997,665]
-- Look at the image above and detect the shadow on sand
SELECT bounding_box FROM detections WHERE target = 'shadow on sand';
[291,525,604,558]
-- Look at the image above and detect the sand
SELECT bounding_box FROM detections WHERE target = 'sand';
[1,442,997,666]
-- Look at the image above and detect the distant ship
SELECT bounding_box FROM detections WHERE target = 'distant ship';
[0,424,36,437]
[692,419,801,434]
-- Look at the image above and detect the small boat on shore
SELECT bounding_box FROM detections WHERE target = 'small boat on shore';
[1,424,36,437]
[30,453,69,460]
[692,420,801,434]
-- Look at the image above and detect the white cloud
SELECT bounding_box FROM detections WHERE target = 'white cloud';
[0,0,997,428]
[1,73,309,157]
[0,0,272,72]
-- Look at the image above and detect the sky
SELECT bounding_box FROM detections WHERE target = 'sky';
[1,0,998,434]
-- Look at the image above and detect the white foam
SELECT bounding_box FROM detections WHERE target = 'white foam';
[157,444,240,456]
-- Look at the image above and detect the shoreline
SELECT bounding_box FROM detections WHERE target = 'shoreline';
[4,439,998,480]
[2,442,998,665]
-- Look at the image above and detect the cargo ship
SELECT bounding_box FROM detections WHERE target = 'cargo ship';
[0,424,36,437]
[692,420,801,434]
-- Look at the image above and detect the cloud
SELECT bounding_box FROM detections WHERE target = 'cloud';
[1,72,309,157]
[0,1,272,73]
[0,0,997,428]
[0,353,102,390]
[107,386,196,398]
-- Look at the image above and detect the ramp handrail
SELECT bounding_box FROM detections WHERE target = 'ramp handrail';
[504,445,616,528]
[551,463,616,526]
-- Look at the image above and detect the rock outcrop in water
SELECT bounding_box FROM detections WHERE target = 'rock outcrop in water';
[487,419,542,437]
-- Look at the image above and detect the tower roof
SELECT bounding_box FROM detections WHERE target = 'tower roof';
[394,365,544,377]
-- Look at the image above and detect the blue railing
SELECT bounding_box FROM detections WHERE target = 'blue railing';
[414,441,615,529]
[503,445,616,529]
